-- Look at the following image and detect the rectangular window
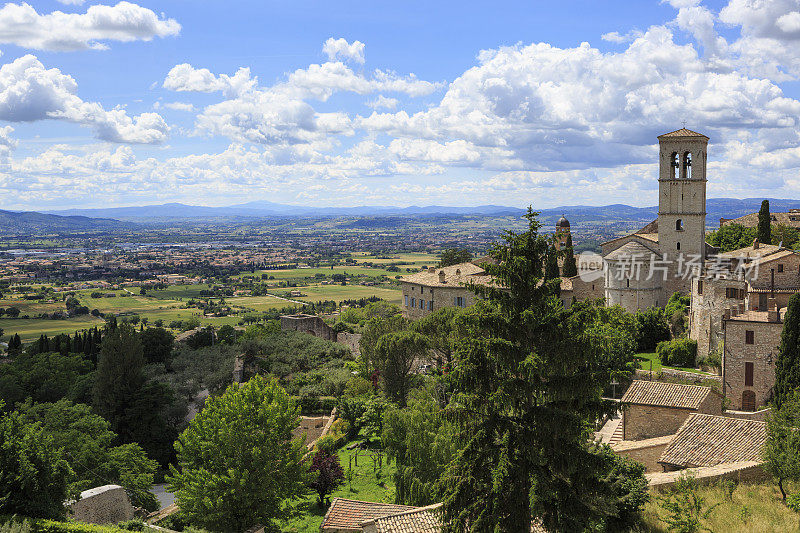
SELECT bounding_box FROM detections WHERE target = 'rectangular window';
[746,330,754,345]
[697,280,703,295]
[453,296,465,307]
[778,264,784,273]
[429,300,434,310]
[411,298,416,308]
[745,362,754,386]
[404,295,409,307]
[420,286,424,294]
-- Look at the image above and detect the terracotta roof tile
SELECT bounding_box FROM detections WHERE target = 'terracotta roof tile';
[321,498,417,532]
[659,414,766,468]
[658,128,709,139]
[399,262,493,288]
[605,240,661,260]
[367,503,442,533]
[621,380,712,410]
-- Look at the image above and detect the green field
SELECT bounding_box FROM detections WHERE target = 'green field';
[296,284,402,305]
[0,316,105,341]
[147,284,214,300]
[227,295,303,312]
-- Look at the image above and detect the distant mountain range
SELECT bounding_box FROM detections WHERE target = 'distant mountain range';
[0,209,128,235]
[39,197,800,226]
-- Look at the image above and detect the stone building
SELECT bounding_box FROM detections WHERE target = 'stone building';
[601,129,717,313]
[720,208,800,229]
[399,261,494,319]
[658,413,766,471]
[279,313,337,341]
[722,306,782,411]
[621,380,723,441]
[688,242,800,359]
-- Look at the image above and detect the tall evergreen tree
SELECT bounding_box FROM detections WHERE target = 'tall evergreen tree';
[440,209,636,532]
[758,199,771,244]
[775,293,800,409]
[544,245,560,281]
[93,324,145,435]
[562,233,578,278]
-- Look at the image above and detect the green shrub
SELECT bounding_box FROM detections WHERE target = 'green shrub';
[1,520,32,533]
[296,396,336,414]
[787,493,800,513]
[657,338,697,368]
[633,306,670,352]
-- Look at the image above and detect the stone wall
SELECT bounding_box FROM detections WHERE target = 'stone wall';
[401,283,476,320]
[689,276,747,358]
[724,408,771,422]
[280,314,336,341]
[336,332,362,358]
[633,368,721,386]
[611,435,674,472]
[69,485,135,524]
[623,405,695,441]
[723,317,780,410]
[748,254,800,290]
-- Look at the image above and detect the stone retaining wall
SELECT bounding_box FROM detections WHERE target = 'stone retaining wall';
[69,485,134,524]
[634,368,721,385]
[612,435,674,473]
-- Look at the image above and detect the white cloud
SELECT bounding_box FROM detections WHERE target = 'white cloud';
[56,0,86,4]
[0,2,180,51]
[154,101,196,112]
[163,64,255,97]
[0,55,168,143]
[322,37,365,64]
[367,95,399,110]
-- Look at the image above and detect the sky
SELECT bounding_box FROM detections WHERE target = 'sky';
[2,0,800,210]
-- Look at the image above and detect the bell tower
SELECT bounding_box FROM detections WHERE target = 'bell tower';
[657,128,709,294]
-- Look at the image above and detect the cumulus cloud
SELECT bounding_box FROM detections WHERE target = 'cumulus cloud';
[57,0,86,4]
[322,37,365,64]
[154,101,196,112]
[367,95,399,110]
[0,2,180,51]
[0,55,168,143]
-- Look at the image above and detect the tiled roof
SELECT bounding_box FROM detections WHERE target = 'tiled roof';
[621,380,712,410]
[659,414,767,468]
[399,262,492,288]
[367,503,442,533]
[658,128,709,139]
[363,503,549,533]
[321,498,417,532]
[716,243,781,259]
[605,240,661,261]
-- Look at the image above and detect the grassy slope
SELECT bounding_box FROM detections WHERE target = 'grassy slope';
[640,481,800,532]
[635,352,715,376]
[280,441,397,533]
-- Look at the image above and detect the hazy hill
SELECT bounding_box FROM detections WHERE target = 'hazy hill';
[0,209,129,236]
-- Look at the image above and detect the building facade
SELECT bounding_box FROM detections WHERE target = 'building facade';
[399,262,492,319]
[601,128,713,313]
[722,306,781,411]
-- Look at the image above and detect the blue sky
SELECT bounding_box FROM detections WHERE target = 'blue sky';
[2,0,800,210]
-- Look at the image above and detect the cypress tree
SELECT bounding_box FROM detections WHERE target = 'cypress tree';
[758,199,771,245]
[563,233,578,278]
[775,293,800,409]
[93,324,146,435]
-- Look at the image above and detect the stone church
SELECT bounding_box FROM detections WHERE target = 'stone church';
[601,128,718,313]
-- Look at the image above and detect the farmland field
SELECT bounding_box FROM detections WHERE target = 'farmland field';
[295,284,402,305]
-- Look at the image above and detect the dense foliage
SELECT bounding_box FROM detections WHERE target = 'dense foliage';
[437,248,473,267]
[758,200,772,245]
[440,209,637,532]
[167,376,310,532]
[0,404,70,519]
[656,338,698,368]
[763,390,800,501]
[775,294,800,409]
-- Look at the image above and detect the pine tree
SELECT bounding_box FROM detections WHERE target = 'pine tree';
[775,293,800,409]
[440,208,636,532]
[758,199,771,245]
[563,233,578,278]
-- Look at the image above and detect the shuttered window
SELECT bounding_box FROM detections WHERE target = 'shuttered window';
[745,362,754,387]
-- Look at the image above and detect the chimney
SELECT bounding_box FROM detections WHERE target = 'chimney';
[768,297,779,322]
[439,271,446,283]
[753,238,759,250]
[428,266,435,273]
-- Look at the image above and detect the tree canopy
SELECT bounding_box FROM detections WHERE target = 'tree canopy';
[437,248,473,267]
[776,294,800,409]
[758,199,772,245]
[440,208,637,532]
[167,376,310,532]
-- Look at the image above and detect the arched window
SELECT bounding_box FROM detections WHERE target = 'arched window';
[676,219,683,231]
[671,152,680,179]
[683,151,692,179]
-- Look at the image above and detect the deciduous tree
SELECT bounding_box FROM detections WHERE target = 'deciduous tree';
[376,331,428,407]
[309,450,344,507]
[438,248,473,267]
[167,376,309,532]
